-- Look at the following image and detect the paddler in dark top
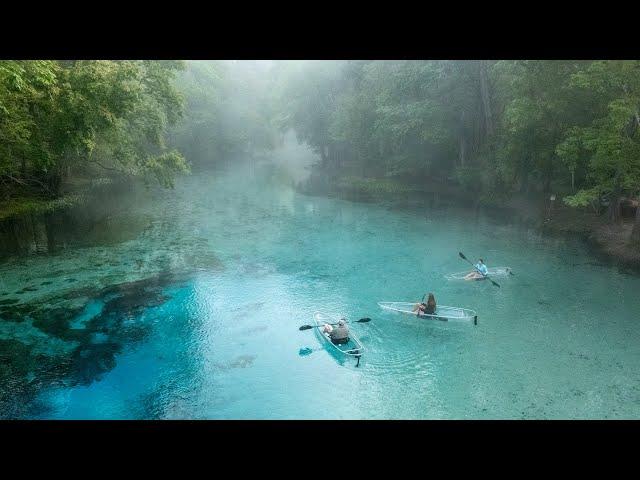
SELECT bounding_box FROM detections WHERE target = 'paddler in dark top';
[412,293,436,316]
[327,318,350,345]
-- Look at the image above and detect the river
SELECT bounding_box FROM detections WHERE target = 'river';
[1,159,639,419]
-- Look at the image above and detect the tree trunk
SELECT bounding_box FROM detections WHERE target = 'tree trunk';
[622,84,640,138]
[479,60,494,138]
[543,159,554,193]
[630,203,640,243]
[459,136,466,167]
[328,143,336,170]
[607,173,622,223]
[570,169,575,192]
[608,199,622,222]
[544,177,552,193]
[320,145,328,167]
[520,157,530,193]
[458,110,466,167]
[44,212,58,254]
[47,173,62,197]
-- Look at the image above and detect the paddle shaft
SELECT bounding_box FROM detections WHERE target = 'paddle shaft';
[313,321,342,329]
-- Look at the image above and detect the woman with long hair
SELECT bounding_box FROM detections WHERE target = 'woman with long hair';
[412,293,436,316]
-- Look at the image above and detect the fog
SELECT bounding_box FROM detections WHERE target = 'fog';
[2,59,640,420]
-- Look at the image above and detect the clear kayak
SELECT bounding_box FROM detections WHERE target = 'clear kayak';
[445,267,512,281]
[313,312,365,364]
[377,301,478,324]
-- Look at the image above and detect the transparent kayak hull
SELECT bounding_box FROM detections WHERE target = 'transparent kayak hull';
[313,312,365,359]
[377,302,477,324]
[445,267,511,281]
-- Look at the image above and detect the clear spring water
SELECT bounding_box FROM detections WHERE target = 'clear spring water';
[2,160,640,419]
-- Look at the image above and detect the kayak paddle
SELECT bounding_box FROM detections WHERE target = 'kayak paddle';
[458,251,500,288]
[299,318,371,331]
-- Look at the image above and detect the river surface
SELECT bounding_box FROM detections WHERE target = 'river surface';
[1,160,640,419]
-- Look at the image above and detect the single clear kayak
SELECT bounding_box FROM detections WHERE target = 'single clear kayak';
[377,301,478,325]
[445,267,512,281]
[313,312,365,364]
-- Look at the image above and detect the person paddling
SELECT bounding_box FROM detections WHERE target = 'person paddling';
[322,318,350,345]
[464,258,488,281]
[412,293,436,316]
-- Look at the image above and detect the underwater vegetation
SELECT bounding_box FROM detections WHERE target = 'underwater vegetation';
[0,272,188,418]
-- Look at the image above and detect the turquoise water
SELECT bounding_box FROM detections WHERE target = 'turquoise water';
[2,160,640,419]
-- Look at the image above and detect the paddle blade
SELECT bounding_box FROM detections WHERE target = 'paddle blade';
[299,347,313,356]
[357,317,372,323]
[459,251,468,261]
[491,279,500,288]
[299,325,314,331]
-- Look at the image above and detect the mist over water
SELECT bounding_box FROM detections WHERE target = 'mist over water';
[2,60,640,419]
[264,130,317,185]
[2,157,640,419]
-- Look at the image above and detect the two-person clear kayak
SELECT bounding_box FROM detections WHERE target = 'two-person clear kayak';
[377,302,478,324]
[445,267,512,281]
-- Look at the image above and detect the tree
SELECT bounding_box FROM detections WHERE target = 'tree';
[561,61,640,228]
[0,60,59,196]
[0,60,189,201]
[273,60,346,166]
[171,60,278,167]
[492,60,593,195]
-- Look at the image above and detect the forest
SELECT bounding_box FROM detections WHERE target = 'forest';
[2,60,639,247]
[3,59,640,421]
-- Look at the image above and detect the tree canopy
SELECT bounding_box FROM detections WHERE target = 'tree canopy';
[3,59,640,243]
[0,60,188,199]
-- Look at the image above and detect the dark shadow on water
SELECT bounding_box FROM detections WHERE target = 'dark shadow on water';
[0,270,196,419]
[212,354,257,372]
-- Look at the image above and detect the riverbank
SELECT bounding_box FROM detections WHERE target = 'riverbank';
[299,174,640,272]
[589,223,640,267]
[0,177,151,259]
[0,195,84,222]
[2,166,639,272]
[540,202,640,271]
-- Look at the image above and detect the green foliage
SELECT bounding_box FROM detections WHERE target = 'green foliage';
[274,60,345,158]
[335,176,417,195]
[273,59,640,242]
[171,61,278,166]
[556,127,583,174]
[142,150,190,189]
[559,61,640,209]
[0,60,188,205]
[454,165,483,192]
[0,60,60,175]
[0,194,83,221]
[563,187,601,208]
[4,59,640,241]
